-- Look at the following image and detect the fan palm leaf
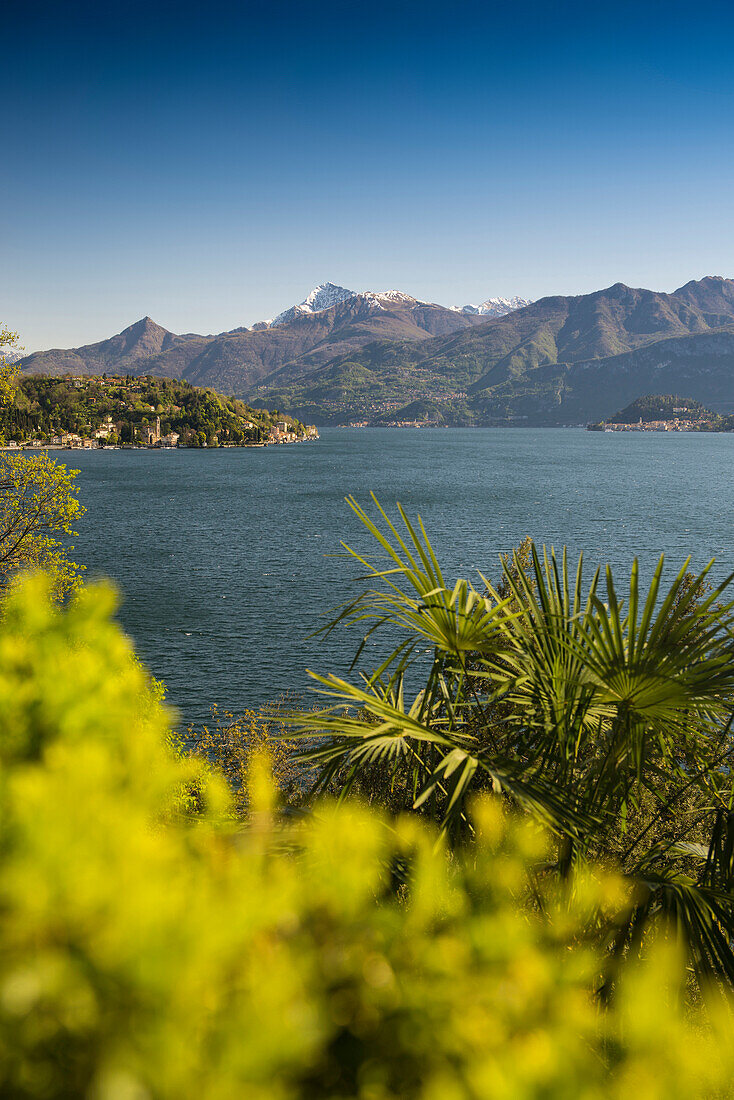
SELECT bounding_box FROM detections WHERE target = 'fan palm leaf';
[288,497,734,989]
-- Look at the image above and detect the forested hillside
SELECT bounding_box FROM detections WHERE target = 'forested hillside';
[608,394,714,423]
[0,375,306,446]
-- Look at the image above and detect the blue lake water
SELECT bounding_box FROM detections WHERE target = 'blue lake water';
[66,428,734,728]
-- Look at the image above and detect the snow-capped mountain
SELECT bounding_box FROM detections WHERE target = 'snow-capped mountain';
[264,284,428,327]
[0,345,24,363]
[455,296,532,317]
[270,283,356,327]
[257,284,530,330]
[357,290,428,313]
[364,290,425,306]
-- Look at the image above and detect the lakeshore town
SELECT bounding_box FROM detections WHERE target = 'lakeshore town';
[0,374,319,449]
[594,416,711,433]
[587,395,734,433]
[3,415,319,450]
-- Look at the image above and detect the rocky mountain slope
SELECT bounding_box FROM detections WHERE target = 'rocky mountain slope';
[268,284,532,327]
[270,282,356,326]
[19,317,204,378]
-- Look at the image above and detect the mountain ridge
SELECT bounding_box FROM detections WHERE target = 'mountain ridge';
[18,286,498,389]
[250,277,734,425]
[18,276,734,427]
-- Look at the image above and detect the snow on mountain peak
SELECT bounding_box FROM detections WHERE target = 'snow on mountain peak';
[0,345,24,364]
[457,296,532,317]
[303,282,355,310]
[270,283,356,327]
[267,284,429,327]
[364,289,425,305]
[258,284,531,330]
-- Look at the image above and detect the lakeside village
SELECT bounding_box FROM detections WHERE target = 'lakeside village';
[587,393,734,433]
[590,414,710,433]
[0,374,318,450]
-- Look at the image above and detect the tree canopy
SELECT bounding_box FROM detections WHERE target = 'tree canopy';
[0,374,306,445]
[0,324,21,409]
[0,451,84,600]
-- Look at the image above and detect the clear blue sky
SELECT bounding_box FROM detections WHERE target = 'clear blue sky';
[4,0,734,350]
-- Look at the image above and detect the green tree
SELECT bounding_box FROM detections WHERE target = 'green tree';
[0,451,85,600]
[0,325,22,432]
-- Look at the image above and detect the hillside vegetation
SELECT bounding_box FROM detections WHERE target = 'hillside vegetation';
[608,393,715,423]
[19,297,484,395]
[0,374,306,446]
[592,391,734,431]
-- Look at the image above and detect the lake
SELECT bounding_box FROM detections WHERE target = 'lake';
[66,428,734,727]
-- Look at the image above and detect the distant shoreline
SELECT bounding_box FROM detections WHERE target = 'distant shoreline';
[0,440,320,452]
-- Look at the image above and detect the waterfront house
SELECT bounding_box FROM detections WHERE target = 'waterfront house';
[94,422,115,440]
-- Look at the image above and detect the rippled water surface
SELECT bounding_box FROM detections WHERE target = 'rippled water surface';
[68,428,734,726]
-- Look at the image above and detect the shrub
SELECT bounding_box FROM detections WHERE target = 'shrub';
[189,701,305,815]
[0,575,733,1097]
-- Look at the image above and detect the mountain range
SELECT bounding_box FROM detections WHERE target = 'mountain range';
[265,283,532,328]
[18,284,503,394]
[17,276,734,426]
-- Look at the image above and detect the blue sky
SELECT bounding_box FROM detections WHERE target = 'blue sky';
[4,0,734,350]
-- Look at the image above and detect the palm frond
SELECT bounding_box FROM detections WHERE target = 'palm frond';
[288,497,734,988]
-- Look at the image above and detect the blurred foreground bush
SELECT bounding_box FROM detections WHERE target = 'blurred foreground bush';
[1,575,733,1098]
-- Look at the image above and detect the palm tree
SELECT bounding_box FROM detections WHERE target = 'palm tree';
[291,495,734,989]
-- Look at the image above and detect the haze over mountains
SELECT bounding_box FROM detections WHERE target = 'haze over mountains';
[18,276,734,426]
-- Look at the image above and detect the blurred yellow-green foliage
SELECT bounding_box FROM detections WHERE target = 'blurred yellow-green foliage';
[1,574,734,1098]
